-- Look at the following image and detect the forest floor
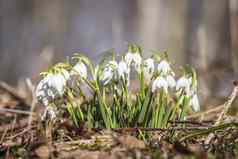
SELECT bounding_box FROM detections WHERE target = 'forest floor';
[0,80,238,159]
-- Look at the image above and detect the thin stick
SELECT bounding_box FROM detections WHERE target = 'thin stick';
[205,81,238,145]
[215,80,238,125]
[5,115,17,158]
[168,120,213,126]
[0,107,36,116]
[187,105,224,120]
[180,122,238,142]
[0,124,9,143]
[25,78,37,128]
[8,125,36,139]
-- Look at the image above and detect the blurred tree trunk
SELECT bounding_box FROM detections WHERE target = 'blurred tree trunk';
[137,0,187,64]
[137,0,161,50]
[186,0,232,103]
[0,0,34,84]
[229,0,238,73]
[203,0,231,99]
[185,0,211,102]
[32,0,67,60]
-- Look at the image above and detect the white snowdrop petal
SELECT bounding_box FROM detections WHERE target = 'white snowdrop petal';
[36,73,65,106]
[71,62,87,78]
[157,60,171,75]
[152,77,168,93]
[144,58,154,70]
[176,76,191,93]
[152,78,158,93]
[108,61,118,67]
[102,70,113,84]
[36,78,49,106]
[125,52,134,65]
[125,52,142,72]
[133,53,142,65]
[166,75,176,88]
[100,60,118,85]
[48,74,66,95]
[118,61,129,77]
[190,94,200,112]
[41,73,66,99]
[143,58,154,84]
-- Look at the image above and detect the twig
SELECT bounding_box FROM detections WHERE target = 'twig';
[7,125,36,140]
[25,78,37,128]
[0,124,9,143]
[188,105,224,120]
[215,80,238,125]
[0,81,29,107]
[0,107,36,116]
[168,120,213,126]
[5,115,17,158]
[205,80,238,145]
[179,122,238,142]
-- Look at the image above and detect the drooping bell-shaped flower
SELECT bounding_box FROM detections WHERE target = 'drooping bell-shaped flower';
[125,52,142,72]
[143,58,154,82]
[133,53,142,69]
[118,61,130,81]
[176,76,191,94]
[157,60,172,75]
[36,71,69,106]
[70,62,87,79]
[166,75,176,88]
[35,77,50,107]
[100,61,118,85]
[152,76,168,93]
[48,73,67,96]
[125,52,134,65]
[189,94,200,112]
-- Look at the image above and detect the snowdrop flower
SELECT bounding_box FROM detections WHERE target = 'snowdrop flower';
[189,94,200,112]
[118,61,130,81]
[166,75,176,88]
[152,76,168,93]
[125,52,142,72]
[157,60,172,75]
[36,72,68,106]
[101,61,118,85]
[125,52,134,65]
[176,76,191,94]
[133,53,142,66]
[48,73,68,96]
[71,62,87,79]
[36,77,50,107]
[143,58,154,81]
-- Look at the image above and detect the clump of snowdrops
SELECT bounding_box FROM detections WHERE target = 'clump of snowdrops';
[36,44,200,129]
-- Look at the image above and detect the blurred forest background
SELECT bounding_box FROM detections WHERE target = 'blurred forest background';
[0,0,238,107]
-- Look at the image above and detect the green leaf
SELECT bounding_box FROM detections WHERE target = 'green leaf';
[138,91,153,125]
